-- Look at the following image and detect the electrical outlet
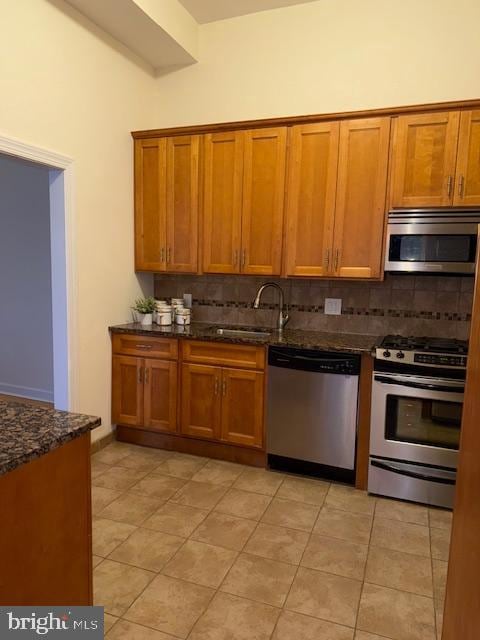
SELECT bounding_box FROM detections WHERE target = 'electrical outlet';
[183,293,192,308]
[324,298,342,315]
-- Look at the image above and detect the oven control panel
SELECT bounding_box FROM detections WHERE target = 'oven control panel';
[375,348,467,369]
[414,353,467,368]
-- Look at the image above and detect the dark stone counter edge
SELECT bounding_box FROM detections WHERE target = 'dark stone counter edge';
[0,414,101,477]
[109,323,379,355]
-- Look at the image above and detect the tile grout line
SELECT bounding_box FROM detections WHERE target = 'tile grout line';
[352,490,377,636]
[266,490,331,640]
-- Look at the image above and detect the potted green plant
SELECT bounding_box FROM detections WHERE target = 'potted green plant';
[132,296,156,326]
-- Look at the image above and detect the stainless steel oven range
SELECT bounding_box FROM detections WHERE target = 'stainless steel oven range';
[369,335,467,508]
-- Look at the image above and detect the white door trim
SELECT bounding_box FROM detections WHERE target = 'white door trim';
[0,133,76,411]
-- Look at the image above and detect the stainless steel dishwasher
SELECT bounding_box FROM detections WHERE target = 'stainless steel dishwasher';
[267,346,361,483]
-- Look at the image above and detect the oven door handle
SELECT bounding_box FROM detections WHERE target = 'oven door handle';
[371,459,456,485]
[374,374,465,394]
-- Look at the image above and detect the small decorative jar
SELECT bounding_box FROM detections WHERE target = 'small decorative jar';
[175,308,191,326]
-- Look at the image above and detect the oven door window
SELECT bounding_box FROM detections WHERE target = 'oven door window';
[389,234,476,263]
[385,395,462,449]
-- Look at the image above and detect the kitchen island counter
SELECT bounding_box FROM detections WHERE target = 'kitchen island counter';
[0,399,100,606]
[0,398,100,476]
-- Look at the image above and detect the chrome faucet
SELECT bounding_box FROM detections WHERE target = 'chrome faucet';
[253,282,289,331]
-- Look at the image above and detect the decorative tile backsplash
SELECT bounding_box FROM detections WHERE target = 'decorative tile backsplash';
[154,274,473,340]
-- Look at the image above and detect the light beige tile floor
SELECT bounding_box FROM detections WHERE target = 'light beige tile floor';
[92,443,451,640]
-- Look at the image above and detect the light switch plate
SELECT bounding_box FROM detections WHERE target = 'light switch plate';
[324,298,342,315]
[183,293,192,308]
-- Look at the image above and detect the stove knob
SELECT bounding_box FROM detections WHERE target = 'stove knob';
[383,350,391,358]
[396,351,405,359]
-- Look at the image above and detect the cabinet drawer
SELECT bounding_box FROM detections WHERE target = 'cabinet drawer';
[182,340,265,370]
[112,334,178,360]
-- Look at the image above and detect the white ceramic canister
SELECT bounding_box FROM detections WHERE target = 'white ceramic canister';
[175,308,191,326]
[156,305,172,325]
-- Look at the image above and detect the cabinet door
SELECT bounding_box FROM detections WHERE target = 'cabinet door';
[454,110,480,206]
[165,135,200,273]
[241,128,287,275]
[134,138,166,271]
[144,359,178,433]
[180,363,222,440]
[112,356,144,426]
[332,117,391,278]
[203,132,244,273]
[284,123,339,276]
[221,368,264,449]
[390,112,460,207]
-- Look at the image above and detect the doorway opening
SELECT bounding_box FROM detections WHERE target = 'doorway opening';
[0,134,75,411]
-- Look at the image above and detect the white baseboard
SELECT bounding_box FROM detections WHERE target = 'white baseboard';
[0,382,54,403]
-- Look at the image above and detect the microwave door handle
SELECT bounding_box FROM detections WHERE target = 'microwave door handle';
[374,375,465,394]
[371,459,456,485]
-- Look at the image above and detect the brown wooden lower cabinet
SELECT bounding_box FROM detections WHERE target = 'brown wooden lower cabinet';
[181,363,264,449]
[112,337,266,452]
[112,355,144,426]
[112,354,177,434]
[181,362,222,440]
[220,367,264,448]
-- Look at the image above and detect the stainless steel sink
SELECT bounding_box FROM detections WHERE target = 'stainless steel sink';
[215,327,271,339]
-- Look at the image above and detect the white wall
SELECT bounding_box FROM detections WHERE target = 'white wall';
[155,0,480,126]
[0,0,157,440]
[0,154,53,402]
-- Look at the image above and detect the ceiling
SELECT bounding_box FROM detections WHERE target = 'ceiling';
[178,0,320,24]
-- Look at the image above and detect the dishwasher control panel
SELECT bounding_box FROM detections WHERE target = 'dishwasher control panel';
[268,346,361,375]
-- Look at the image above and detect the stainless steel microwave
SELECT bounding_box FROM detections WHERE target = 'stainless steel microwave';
[384,209,480,274]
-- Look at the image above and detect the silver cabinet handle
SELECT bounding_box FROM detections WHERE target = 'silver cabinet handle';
[166,247,171,264]
[135,344,152,350]
[334,248,339,271]
[222,379,227,396]
[458,175,465,198]
[160,247,165,263]
[214,378,219,395]
[324,248,330,271]
[447,175,453,197]
[242,249,247,268]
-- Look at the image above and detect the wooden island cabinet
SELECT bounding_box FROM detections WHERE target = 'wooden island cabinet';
[133,99,480,282]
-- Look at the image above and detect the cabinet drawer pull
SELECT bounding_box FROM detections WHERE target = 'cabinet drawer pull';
[458,175,465,198]
[160,247,165,263]
[447,175,453,197]
[167,247,172,264]
[324,248,330,270]
[214,378,219,395]
[135,344,152,350]
[138,367,143,384]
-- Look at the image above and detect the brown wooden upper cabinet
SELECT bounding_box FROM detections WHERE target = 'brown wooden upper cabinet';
[455,110,480,205]
[333,118,391,278]
[390,110,480,208]
[284,122,339,277]
[284,117,391,278]
[135,135,200,272]
[202,128,287,275]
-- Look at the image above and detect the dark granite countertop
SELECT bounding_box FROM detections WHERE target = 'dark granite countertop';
[0,400,101,476]
[109,322,379,355]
